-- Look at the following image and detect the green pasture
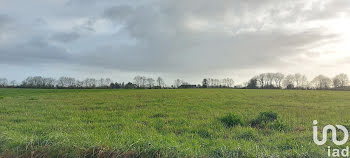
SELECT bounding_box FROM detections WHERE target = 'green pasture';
[0,88,349,157]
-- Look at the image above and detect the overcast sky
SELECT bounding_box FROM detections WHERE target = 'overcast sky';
[1,0,350,85]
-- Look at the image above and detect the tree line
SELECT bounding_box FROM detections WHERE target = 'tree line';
[0,73,349,90]
[245,73,349,90]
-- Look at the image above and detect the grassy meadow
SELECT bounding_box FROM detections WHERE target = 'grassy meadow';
[1,88,350,157]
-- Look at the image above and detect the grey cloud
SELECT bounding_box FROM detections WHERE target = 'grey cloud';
[103,5,134,22]
[101,1,310,41]
[72,17,97,32]
[305,0,350,20]
[75,1,340,73]
[1,0,349,80]
[65,0,100,6]
[34,18,48,26]
[51,32,80,43]
[75,28,339,73]
[0,14,12,28]
[0,14,14,36]
[0,38,71,65]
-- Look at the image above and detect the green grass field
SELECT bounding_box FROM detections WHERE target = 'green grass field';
[1,88,350,157]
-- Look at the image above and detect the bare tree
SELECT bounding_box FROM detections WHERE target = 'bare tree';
[299,75,308,89]
[22,77,33,87]
[22,76,44,88]
[134,76,150,88]
[20,76,54,88]
[174,79,183,88]
[133,76,142,87]
[105,78,112,87]
[156,77,165,88]
[213,79,220,87]
[257,74,267,88]
[98,78,105,87]
[294,73,303,88]
[207,78,213,87]
[0,78,8,87]
[146,78,155,88]
[333,73,349,88]
[222,78,234,88]
[58,77,76,88]
[210,78,220,87]
[83,78,97,88]
[266,73,275,87]
[207,78,212,87]
[43,77,56,88]
[291,73,308,89]
[273,73,284,88]
[283,74,295,89]
[76,80,84,88]
[97,78,113,88]
[312,75,332,89]
[10,80,17,87]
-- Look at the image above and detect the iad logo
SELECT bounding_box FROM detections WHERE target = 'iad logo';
[313,120,350,157]
[313,120,349,146]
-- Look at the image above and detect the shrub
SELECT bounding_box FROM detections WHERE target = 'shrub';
[220,113,245,128]
[258,111,278,122]
[250,111,278,128]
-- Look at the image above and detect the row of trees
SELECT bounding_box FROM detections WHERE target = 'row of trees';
[16,76,114,89]
[1,73,349,90]
[0,78,11,87]
[246,73,349,90]
[133,76,166,88]
[202,78,235,88]
[0,76,184,89]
